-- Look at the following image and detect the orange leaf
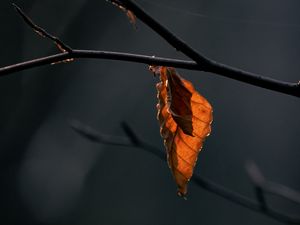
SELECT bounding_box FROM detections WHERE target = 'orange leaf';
[152,66,213,197]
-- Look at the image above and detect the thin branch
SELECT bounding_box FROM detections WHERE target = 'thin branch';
[108,0,211,66]
[246,162,300,205]
[0,4,205,76]
[246,161,269,211]
[117,0,300,97]
[0,50,201,76]
[70,120,300,225]
[1,3,299,97]
[12,3,72,52]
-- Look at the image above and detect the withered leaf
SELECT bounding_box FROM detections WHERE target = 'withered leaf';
[152,66,213,197]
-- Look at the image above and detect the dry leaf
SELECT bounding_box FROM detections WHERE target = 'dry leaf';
[152,66,213,197]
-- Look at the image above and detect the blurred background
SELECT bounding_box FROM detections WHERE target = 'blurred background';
[0,0,299,224]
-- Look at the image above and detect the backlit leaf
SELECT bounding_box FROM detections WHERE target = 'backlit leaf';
[151,66,213,197]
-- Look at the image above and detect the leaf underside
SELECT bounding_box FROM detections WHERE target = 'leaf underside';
[153,66,213,197]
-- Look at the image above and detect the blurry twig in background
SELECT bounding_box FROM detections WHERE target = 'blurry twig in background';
[70,119,300,225]
[0,3,299,97]
[246,162,300,205]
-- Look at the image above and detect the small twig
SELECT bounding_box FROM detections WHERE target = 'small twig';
[265,182,300,205]
[118,0,300,97]
[12,3,72,53]
[69,119,132,147]
[255,186,268,211]
[246,162,300,205]
[70,120,300,224]
[246,162,268,211]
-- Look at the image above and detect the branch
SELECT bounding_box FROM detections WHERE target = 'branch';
[117,0,300,98]
[246,162,300,205]
[12,3,72,53]
[70,120,300,225]
[0,4,202,76]
[1,3,200,77]
[0,50,201,77]
[1,3,299,97]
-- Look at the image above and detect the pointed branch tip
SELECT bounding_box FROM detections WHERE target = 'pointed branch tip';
[12,3,72,53]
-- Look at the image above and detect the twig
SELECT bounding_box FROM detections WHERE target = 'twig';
[246,161,269,211]
[70,120,300,224]
[12,3,72,53]
[246,162,300,205]
[0,3,299,97]
[69,119,132,146]
[117,0,300,97]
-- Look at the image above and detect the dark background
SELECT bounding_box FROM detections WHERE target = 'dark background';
[0,0,299,224]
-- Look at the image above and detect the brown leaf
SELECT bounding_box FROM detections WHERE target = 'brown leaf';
[153,66,213,197]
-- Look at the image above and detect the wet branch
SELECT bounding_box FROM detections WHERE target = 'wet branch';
[0,3,299,97]
[70,120,300,225]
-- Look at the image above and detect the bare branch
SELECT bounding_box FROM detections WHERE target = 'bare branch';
[0,50,201,76]
[113,0,211,66]
[12,3,72,53]
[118,0,300,97]
[0,3,299,97]
[70,120,300,224]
